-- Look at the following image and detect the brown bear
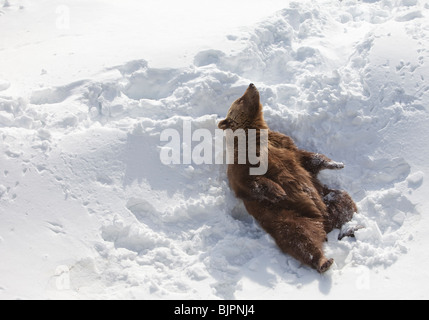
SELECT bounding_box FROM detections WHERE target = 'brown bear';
[218,83,357,273]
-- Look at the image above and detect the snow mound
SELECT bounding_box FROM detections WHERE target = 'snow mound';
[1,0,429,299]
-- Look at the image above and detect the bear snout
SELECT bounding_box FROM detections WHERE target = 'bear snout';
[245,83,259,98]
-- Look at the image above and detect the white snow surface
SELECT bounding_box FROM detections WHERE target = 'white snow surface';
[1,0,429,299]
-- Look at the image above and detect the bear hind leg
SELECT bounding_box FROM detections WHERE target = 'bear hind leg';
[318,258,334,273]
[271,215,333,273]
[323,188,357,233]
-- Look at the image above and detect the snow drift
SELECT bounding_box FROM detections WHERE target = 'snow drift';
[1,0,429,299]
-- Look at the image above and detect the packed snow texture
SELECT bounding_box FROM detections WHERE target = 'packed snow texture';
[1,0,429,299]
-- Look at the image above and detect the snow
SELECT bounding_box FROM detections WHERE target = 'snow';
[1,0,429,300]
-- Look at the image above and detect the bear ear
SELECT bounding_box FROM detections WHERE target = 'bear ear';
[218,118,230,130]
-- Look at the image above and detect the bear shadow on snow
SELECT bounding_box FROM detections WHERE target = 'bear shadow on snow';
[218,84,358,273]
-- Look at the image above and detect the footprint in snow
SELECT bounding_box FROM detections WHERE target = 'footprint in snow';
[0,185,7,199]
[0,79,10,91]
[30,80,86,105]
[395,10,424,22]
[46,222,66,235]
[126,198,159,223]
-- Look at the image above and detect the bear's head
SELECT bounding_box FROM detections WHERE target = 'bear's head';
[218,83,267,131]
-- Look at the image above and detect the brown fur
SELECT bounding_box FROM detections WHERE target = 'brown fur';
[218,84,357,273]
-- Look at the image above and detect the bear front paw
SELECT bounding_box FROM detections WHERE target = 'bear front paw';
[325,161,345,170]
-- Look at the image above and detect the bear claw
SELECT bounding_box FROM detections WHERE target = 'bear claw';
[326,161,345,170]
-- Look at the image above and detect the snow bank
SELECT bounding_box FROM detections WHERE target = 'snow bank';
[1,0,429,299]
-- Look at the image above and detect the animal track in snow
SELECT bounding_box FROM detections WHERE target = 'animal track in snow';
[395,10,424,22]
[0,79,10,91]
[0,182,17,201]
[46,222,66,235]
[0,185,7,199]
[30,80,87,105]
[126,198,159,224]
